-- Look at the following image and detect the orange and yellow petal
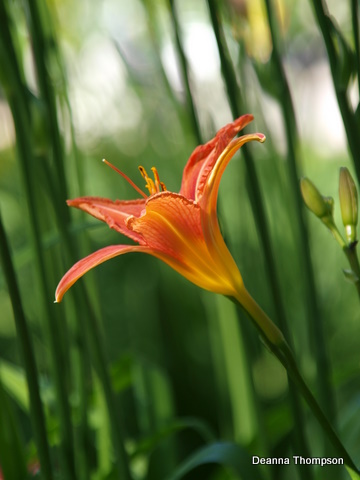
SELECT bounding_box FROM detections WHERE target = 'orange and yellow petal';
[199,133,265,278]
[201,132,266,211]
[149,249,241,295]
[127,192,242,295]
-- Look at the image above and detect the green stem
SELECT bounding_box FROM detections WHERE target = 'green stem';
[351,0,360,100]
[71,318,91,480]
[235,289,285,346]
[24,0,70,214]
[343,244,360,299]
[328,222,348,248]
[206,0,242,115]
[232,292,359,474]
[127,0,182,120]
[324,222,360,300]
[78,294,134,480]
[0,4,76,478]
[278,342,358,472]
[264,0,336,422]
[0,213,54,480]
[311,0,360,184]
[168,0,202,143]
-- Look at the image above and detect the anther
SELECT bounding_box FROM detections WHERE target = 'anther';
[138,165,167,195]
[139,166,156,195]
[151,167,162,192]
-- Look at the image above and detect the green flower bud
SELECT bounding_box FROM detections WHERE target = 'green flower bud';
[300,177,333,219]
[339,167,358,243]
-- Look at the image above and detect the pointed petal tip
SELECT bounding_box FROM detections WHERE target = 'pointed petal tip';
[232,114,254,132]
[66,198,79,206]
[55,244,148,304]
[54,289,63,303]
[66,197,88,207]
[242,113,254,122]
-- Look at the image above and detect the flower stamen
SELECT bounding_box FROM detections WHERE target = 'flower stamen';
[139,166,155,194]
[151,167,167,192]
[139,166,166,194]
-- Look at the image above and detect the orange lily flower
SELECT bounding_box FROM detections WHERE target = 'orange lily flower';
[55,115,264,305]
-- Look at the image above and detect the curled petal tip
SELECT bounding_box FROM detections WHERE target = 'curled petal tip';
[257,133,266,143]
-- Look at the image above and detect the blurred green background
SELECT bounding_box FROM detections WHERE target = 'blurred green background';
[0,0,359,479]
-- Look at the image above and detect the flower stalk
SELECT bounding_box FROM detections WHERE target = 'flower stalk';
[232,293,359,474]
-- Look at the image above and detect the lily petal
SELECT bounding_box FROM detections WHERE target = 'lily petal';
[202,132,266,213]
[68,197,146,243]
[55,238,240,304]
[180,114,254,201]
[55,244,151,303]
[199,133,266,272]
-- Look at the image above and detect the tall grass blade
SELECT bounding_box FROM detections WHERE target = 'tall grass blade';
[0,2,76,477]
[0,212,53,479]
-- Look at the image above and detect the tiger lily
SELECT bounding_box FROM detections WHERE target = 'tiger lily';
[55,115,283,345]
